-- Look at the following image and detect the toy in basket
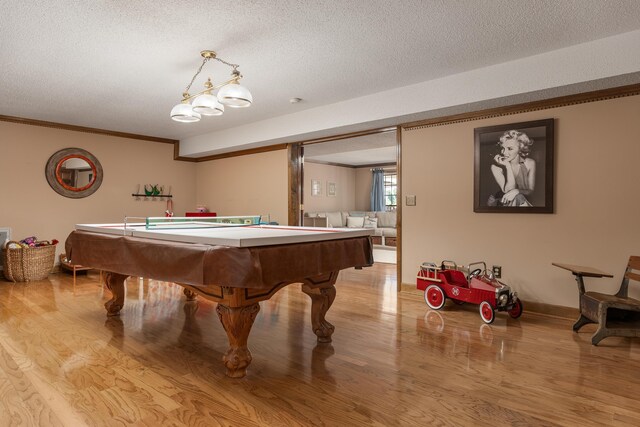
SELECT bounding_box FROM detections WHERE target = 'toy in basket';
[416,260,523,324]
[2,237,58,282]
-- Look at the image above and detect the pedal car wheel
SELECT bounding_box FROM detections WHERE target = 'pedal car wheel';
[479,301,495,324]
[508,298,523,319]
[424,285,446,310]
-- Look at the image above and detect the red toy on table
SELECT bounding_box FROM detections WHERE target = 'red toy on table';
[185,212,217,217]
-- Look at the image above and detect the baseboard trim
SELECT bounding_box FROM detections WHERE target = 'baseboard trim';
[521,301,579,320]
[401,282,578,319]
[400,283,422,293]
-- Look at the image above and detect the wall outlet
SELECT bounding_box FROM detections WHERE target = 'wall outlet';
[492,265,502,278]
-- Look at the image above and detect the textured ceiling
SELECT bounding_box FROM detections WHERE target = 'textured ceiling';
[2,0,640,147]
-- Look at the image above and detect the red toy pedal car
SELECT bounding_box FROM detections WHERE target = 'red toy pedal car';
[416,260,523,324]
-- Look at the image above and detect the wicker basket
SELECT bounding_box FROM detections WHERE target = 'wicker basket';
[2,241,56,282]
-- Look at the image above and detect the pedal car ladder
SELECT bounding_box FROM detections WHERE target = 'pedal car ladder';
[417,262,442,282]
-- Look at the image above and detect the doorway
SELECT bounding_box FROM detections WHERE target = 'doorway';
[289,127,401,287]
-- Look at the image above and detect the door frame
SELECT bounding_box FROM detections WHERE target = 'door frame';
[287,126,402,292]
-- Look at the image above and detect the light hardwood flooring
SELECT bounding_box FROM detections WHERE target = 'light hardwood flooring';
[1,264,639,426]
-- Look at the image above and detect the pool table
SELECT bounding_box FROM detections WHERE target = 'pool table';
[65,221,373,377]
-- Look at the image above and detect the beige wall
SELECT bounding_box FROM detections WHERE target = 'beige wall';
[401,95,640,308]
[195,150,288,225]
[303,162,356,213]
[354,167,373,211]
[0,121,197,261]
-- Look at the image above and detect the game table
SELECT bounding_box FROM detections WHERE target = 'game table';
[65,217,373,378]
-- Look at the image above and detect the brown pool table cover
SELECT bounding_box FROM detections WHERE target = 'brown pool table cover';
[66,230,373,289]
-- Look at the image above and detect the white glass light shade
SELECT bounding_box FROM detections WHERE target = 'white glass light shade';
[217,82,253,108]
[170,103,201,122]
[192,93,224,116]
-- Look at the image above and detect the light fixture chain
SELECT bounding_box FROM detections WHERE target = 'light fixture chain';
[213,56,239,71]
[184,57,211,93]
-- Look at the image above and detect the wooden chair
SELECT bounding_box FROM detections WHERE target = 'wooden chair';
[554,256,640,345]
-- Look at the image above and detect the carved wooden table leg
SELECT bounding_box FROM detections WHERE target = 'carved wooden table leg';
[302,282,337,343]
[216,303,261,378]
[183,288,198,302]
[103,272,128,316]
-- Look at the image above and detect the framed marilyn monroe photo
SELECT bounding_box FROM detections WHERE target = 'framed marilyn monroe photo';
[473,118,554,213]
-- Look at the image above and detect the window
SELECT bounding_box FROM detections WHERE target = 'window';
[384,173,397,211]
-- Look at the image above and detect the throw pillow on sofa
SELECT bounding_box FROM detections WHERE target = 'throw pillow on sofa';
[346,216,365,228]
[363,217,378,228]
[327,211,344,228]
[376,211,396,228]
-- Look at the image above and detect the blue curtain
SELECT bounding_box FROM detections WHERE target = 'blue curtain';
[370,168,385,211]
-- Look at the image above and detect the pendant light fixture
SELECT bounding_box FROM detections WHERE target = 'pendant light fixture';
[170,50,253,123]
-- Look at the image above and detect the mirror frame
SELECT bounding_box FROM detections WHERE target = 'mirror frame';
[45,147,103,198]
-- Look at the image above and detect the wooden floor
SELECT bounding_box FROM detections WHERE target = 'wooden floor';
[1,264,640,426]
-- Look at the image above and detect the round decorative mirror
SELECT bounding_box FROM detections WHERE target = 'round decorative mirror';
[45,148,103,198]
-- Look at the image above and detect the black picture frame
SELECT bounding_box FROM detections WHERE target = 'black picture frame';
[474,118,554,213]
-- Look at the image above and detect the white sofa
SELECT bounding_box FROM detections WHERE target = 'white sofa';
[303,211,397,246]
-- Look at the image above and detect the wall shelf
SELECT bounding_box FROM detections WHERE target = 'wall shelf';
[131,193,173,198]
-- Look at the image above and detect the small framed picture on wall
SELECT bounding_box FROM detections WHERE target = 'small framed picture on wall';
[311,179,322,196]
[327,182,336,197]
[474,118,554,213]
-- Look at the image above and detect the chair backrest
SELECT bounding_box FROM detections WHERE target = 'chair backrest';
[617,256,640,298]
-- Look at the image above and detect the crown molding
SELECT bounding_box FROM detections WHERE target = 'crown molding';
[403,83,640,131]
[0,115,178,144]
[297,127,397,146]
[178,143,289,162]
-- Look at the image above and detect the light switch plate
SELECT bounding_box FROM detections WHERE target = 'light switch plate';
[406,195,416,206]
